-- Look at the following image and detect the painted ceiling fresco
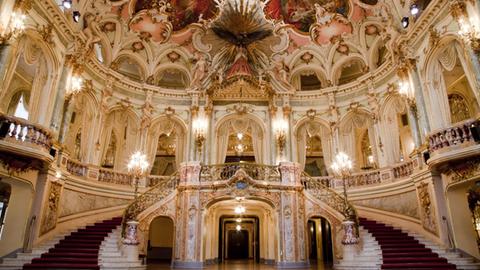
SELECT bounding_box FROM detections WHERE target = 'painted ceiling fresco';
[110,0,378,34]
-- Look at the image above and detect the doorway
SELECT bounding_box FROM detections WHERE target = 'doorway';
[147,216,174,264]
[308,217,333,266]
[219,216,260,263]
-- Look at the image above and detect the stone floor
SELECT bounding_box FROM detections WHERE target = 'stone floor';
[147,260,333,269]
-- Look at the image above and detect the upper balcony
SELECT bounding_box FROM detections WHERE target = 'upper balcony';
[427,118,480,167]
[0,113,54,170]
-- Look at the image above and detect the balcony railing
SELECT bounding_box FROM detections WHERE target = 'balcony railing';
[0,114,52,153]
[98,168,133,185]
[66,159,88,177]
[428,119,479,155]
[200,162,281,182]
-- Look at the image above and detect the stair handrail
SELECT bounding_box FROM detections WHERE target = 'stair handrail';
[200,162,281,182]
[301,171,358,221]
[122,171,180,235]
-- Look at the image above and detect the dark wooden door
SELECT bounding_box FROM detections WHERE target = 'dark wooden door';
[227,230,249,259]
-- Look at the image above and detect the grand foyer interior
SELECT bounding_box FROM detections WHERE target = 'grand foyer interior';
[1,0,480,269]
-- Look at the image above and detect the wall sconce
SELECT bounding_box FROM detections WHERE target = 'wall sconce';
[273,118,288,155]
[0,12,26,45]
[398,80,417,113]
[192,116,207,153]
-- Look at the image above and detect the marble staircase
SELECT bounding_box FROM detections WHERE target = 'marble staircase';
[98,226,145,270]
[0,229,77,270]
[335,226,382,270]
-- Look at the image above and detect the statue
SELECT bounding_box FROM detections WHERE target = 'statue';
[83,13,102,53]
[140,91,155,129]
[272,59,294,92]
[189,53,209,91]
[314,4,334,25]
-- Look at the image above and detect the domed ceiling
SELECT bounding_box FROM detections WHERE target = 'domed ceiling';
[83,0,396,94]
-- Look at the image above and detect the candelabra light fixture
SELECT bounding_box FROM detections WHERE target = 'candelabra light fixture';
[273,118,288,155]
[398,79,418,116]
[127,151,149,198]
[68,74,84,96]
[0,12,26,45]
[192,116,208,154]
[331,152,353,213]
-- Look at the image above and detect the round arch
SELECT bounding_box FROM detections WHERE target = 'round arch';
[214,113,268,164]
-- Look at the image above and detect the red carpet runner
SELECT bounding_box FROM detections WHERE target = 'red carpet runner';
[23,217,122,270]
[359,217,456,270]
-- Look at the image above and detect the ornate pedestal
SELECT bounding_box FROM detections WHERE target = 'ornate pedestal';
[122,220,140,261]
[341,219,359,260]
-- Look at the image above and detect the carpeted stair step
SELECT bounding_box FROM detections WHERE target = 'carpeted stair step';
[23,217,122,270]
[382,262,456,269]
[41,253,98,259]
[23,263,100,269]
[359,217,456,270]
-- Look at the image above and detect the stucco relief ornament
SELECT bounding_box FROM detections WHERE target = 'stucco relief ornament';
[418,182,437,233]
[271,59,294,92]
[140,91,155,129]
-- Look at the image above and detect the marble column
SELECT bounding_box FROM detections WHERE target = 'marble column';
[406,103,422,149]
[277,191,308,268]
[28,169,56,247]
[173,190,203,268]
[58,96,76,144]
[49,63,69,136]
[411,64,431,140]
[0,43,15,109]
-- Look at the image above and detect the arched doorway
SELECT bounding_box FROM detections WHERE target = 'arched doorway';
[203,198,277,266]
[147,216,174,265]
[219,216,260,262]
[307,217,334,267]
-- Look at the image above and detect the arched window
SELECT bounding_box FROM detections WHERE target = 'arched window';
[155,69,189,89]
[150,132,177,175]
[337,59,367,85]
[0,182,12,239]
[304,135,327,176]
[360,130,375,170]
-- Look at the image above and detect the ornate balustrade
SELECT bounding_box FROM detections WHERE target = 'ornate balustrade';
[302,172,356,219]
[392,160,415,179]
[66,159,88,177]
[0,114,53,165]
[98,168,133,185]
[147,175,171,187]
[0,114,52,151]
[122,172,179,233]
[428,118,479,155]
[200,163,281,182]
[345,170,382,188]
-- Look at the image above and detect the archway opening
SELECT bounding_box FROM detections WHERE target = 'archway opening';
[307,217,333,267]
[203,198,276,266]
[147,216,174,264]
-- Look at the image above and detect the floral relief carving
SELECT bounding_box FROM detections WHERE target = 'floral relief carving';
[40,182,62,235]
[417,182,437,234]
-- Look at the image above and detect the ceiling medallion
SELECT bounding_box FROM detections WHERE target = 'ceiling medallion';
[132,41,145,52]
[301,52,314,64]
[102,22,116,32]
[365,24,379,35]
[166,51,181,63]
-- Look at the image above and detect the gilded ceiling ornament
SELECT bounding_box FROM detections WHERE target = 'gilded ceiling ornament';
[38,24,54,46]
[300,52,314,64]
[365,24,379,35]
[166,51,181,63]
[306,109,316,119]
[132,41,145,52]
[101,22,116,32]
